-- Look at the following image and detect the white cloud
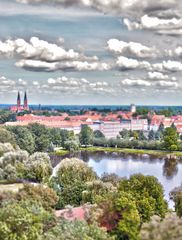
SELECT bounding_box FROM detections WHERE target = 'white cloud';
[121,79,151,87]
[16,59,110,72]
[116,56,151,70]
[148,71,169,80]
[0,37,108,72]
[155,81,178,88]
[107,39,157,58]
[124,15,182,31]
[152,60,182,72]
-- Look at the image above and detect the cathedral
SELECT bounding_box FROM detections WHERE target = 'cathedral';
[10,91,29,112]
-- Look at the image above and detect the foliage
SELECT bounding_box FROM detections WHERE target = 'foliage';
[119,174,168,222]
[56,158,97,186]
[64,139,80,152]
[101,173,122,187]
[170,185,182,217]
[0,200,53,240]
[18,184,58,211]
[94,130,105,139]
[163,127,179,151]
[79,125,94,146]
[82,180,116,204]
[44,219,114,240]
[25,152,52,183]
[49,128,62,147]
[51,158,97,208]
[97,191,141,240]
[0,127,16,146]
[0,110,16,124]
[0,151,52,183]
[148,130,155,141]
[7,126,35,154]
[28,123,51,152]
[140,213,182,240]
[0,143,15,157]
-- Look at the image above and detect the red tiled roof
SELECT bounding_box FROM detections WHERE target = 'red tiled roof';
[55,207,86,221]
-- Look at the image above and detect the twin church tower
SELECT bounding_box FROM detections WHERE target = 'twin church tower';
[10,91,29,112]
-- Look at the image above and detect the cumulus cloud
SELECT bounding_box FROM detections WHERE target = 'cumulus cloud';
[15,59,110,72]
[124,14,182,31]
[107,39,157,58]
[152,60,182,72]
[121,79,151,87]
[155,80,178,88]
[0,37,109,72]
[148,71,169,80]
[0,37,95,61]
[116,56,151,70]
[121,78,179,89]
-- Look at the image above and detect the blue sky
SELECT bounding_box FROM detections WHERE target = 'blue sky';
[0,0,182,105]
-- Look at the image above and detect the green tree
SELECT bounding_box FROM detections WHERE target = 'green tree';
[49,128,62,147]
[119,174,168,222]
[0,127,16,146]
[51,158,97,208]
[120,129,129,139]
[138,131,146,141]
[163,127,179,151]
[28,123,51,152]
[18,184,59,211]
[79,125,94,146]
[64,139,80,152]
[93,130,105,138]
[148,130,155,141]
[26,152,52,183]
[44,219,114,240]
[0,110,16,124]
[0,200,52,240]
[170,186,182,217]
[97,191,141,240]
[8,126,35,153]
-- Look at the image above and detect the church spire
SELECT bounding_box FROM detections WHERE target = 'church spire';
[17,91,21,109]
[24,91,28,109]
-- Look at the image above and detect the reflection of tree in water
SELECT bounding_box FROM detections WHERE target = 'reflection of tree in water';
[163,159,178,179]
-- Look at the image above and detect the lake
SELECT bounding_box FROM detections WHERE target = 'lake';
[51,151,182,208]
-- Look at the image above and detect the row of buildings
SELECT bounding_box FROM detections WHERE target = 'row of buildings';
[5,112,181,138]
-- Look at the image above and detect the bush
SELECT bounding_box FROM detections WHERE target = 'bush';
[44,219,114,240]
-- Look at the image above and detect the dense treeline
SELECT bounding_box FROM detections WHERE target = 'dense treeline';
[0,122,180,155]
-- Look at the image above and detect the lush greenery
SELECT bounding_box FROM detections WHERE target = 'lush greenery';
[0,117,182,239]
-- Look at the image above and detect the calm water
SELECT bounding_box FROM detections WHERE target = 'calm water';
[51,151,182,208]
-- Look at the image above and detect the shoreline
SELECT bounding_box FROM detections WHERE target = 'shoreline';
[55,147,182,158]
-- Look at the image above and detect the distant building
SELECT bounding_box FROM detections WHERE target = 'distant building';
[10,91,29,112]
[130,104,136,113]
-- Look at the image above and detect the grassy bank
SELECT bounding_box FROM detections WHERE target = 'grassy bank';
[53,149,69,156]
[80,147,182,157]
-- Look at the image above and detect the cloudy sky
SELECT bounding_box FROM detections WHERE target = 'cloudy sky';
[1,0,182,105]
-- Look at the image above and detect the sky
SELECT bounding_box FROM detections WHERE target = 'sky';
[1,0,182,105]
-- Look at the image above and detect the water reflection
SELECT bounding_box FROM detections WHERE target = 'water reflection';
[163,159,178,179]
